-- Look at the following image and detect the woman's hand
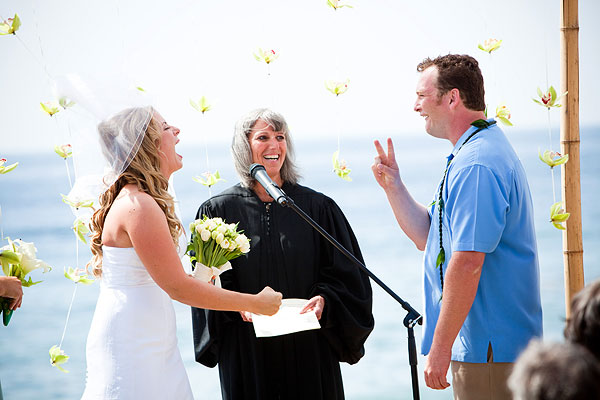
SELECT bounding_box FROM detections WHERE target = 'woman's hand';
[239,311,253,322]
[0,276,23,310]
[253,286,282,316]
[300,295,325,320]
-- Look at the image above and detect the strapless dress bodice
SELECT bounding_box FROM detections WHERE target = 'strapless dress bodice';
[101,246,155,288]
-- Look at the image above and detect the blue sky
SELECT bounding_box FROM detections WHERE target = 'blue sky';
[2,0,599,154]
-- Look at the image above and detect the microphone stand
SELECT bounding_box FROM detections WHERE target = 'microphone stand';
[277,193,422,400]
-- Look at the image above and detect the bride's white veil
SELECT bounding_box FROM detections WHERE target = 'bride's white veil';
[55,74,154,221]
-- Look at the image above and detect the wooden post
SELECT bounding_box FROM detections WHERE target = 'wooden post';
[560,0,584,318]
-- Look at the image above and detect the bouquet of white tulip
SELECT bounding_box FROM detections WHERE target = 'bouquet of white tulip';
[187,216,250,285]
[0,238,52,325]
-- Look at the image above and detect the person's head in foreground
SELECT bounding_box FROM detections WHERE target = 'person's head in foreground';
[89,107,183,277]
[508,340,600,400]
[414,54,486,139]
[564,278,600,360]
[231,108,300,188]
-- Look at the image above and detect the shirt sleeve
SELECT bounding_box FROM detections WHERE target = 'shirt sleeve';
[445,164,510,253]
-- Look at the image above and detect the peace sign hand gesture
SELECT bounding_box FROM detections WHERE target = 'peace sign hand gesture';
[372,138,401,192]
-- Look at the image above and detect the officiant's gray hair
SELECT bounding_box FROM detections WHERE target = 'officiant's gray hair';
[232,108,301,188]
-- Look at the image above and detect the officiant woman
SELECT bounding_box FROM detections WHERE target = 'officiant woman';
[191,108,374,400]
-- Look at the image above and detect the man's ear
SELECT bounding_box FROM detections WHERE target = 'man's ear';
[448,88,461,109]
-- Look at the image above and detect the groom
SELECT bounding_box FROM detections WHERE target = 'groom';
[371,54,543,399]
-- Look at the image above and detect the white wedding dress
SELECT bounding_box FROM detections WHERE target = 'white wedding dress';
[81,243,194,400]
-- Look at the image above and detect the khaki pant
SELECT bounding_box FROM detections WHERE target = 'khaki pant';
[451,345,513,400]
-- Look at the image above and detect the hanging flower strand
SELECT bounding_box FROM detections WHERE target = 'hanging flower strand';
[54,144,72,159]
[52,267,94,373]
[325,79,350,96]
[49,345,69,373]
[253,48,279,65]
[0,158,18,174]
[533,86,567,109]
[190,96,212,114]
[0,14,21,35]
[550,201,570,230]
[72,217,91,244]
[60,194,94,210]
[193,171,225,188]
[478,38,502,54]
[326,79,352,181]
[58,96,75,110]
[495,103,513,126]
[539,150,569,169]
[41,101,61,117]
[326,0,353,10]
[254,48,279,96]
[190,96,221,196]
[533,85,569,229]
[332,151,352,182]
[54,144,74,188]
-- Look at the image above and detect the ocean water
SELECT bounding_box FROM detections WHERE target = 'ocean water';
[0,127,599,400]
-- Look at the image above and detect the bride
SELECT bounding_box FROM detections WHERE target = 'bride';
[80,107,282,399]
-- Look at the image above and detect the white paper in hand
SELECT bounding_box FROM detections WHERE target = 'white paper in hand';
[251,298,321,338]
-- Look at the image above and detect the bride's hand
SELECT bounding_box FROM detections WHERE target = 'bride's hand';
[253,286,282,316]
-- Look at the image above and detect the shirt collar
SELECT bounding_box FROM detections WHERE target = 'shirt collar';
[449,118,496,159]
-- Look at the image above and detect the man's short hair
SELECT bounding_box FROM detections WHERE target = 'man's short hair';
[508,340,600,400]
[565,278,600,360]
[417,54,485,112]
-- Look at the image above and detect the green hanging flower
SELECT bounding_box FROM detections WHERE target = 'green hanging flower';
[495,103,513,126]
[332,150,352,181]
[190,96,212,114]
[254,48,279,64]
[49,345,69,373]
[40,101,61,117]
[193,171,225,188]
[54,144,72,159]
[61,194,94,210]
[478,38,502,54]
[539,150,569,169]
[533,86,567,109]
[72,217,90,244]
[0,14,21,35]
[0,158,18,174]
[64,267,94,285]
[325,79,350,96]
[550,201,570,230]
[58,96,75,109]
[327,0,353,10]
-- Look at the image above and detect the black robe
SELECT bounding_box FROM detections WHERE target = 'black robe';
[191,183,374,400]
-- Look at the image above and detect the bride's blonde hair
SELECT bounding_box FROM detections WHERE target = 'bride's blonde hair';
[88,110,183,277]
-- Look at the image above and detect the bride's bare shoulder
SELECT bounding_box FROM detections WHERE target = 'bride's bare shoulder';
[109,185,161,218]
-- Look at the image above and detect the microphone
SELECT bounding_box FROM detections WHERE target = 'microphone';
[249,163,289,206]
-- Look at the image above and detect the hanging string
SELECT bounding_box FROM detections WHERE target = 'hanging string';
[58,284,78,348]
[0,205,4,241]
[202,119,212,198]
[0,11,53,82]
[14,34,54,81]
[267,62,275,107]
[543,26,557,203]
[114,0,127,68]
[30,7,53,85]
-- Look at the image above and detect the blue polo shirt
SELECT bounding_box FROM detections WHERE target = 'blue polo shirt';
[421,120,543,363]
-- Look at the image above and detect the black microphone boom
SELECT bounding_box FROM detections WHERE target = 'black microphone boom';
[249,163,289,205]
